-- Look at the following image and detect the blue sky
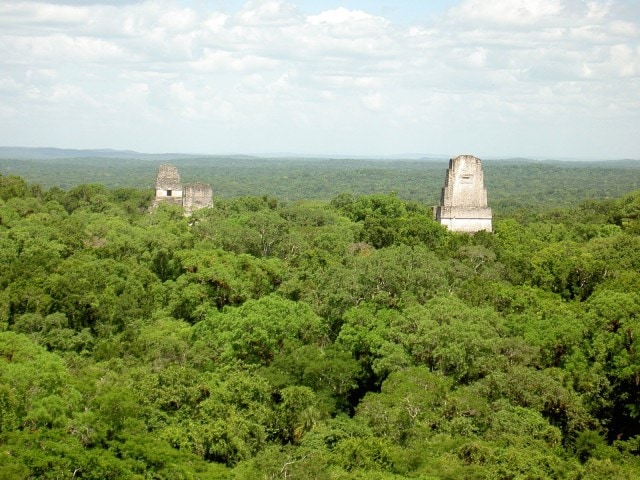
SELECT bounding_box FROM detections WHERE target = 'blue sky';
[1,0,639,159]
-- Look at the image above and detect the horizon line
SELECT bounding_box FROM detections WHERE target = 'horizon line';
[0,145,638,162]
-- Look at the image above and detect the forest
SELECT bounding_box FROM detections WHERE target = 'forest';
[1,160,640,479]
[1,154,639,210]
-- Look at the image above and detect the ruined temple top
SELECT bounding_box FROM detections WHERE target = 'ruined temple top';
[152,164,213,215]
[440,155,488,208]
[155,164,182,191]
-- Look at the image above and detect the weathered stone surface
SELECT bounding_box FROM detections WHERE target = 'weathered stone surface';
[152,164,212,214]
[154,164,183,206]
[436,155,492,233]
[183,182,213,216]
[155,164,182,191]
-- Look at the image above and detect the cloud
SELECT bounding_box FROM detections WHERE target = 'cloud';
[236,0,299,26]
[28,0,145,4]
[0,0,638,157]
[361,91,384,111]
[3,34,125,64]
[448,0,565,27]
[307,7,388,27]
[189,50,278,73]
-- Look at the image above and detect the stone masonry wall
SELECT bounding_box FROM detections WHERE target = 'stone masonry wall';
[436,155,492,233]
[183,182,213,216]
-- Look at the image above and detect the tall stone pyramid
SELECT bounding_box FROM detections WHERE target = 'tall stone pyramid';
[435,155,492,233]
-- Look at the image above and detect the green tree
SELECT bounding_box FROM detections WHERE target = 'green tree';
[0,174,31,201]
[0,332,79,433]
[531,242,607,300]
[167,248,284,322]
[190,295,327,367]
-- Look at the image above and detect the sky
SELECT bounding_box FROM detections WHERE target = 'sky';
[0,0,639,159]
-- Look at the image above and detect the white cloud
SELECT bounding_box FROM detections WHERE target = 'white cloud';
[448,0,565,27]
[361,91,383,111]
[2,34,126,66]
[268,73,291,92]
[609,44,639,77]
[0,0,638,157]
[158,7,197,32]
[0,2,90,26]
[235,0,299,26]
[0,104,19,119]
[48,84,100,107]
[189,49,278,73]
[0,77,23,93]
[203,12,229,32]
[307,7,386,26]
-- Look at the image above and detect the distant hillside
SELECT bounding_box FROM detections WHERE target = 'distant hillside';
[1,149,639,212]
[0,146,205,161]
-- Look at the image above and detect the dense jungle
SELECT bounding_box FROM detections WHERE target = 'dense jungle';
[1,158,640,479]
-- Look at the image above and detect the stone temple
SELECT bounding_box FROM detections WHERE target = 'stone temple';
[183,182,214,216]
[435,155,492,233]
[153,164,213,215]
[154,164,183,207]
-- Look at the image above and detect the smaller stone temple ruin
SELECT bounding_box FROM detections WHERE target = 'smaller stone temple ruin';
[435,155,492,233]
[153,164,213,215]
[183,182,214,216]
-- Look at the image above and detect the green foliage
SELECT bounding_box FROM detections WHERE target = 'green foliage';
[0,174,32,201]
[1,173,640,478]
[0,332,78,432]
[167,248,285,322]
[338,297,504,385]
[3,156,640,209]
[333,193,448,249]
[531,242,607,300]
[190,295,327,366]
